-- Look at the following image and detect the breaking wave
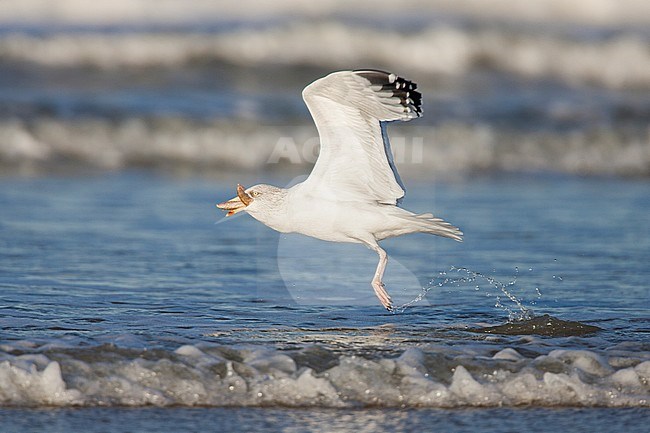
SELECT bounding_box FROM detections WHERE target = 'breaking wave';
[1,22,650,89]
[2,0,650,27]
[0,342,648,407]
[1,118,648,177]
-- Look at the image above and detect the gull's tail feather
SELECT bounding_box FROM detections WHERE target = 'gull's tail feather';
[412,213,463,242]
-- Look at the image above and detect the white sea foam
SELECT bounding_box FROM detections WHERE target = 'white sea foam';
[0,344,647,407]
[0,360,82,406]
[1,118,648,177]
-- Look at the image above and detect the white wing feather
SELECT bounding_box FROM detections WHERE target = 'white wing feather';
[300,70,422,205]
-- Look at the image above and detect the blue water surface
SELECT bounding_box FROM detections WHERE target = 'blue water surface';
[0,172,648,432]
[1,172,647,346]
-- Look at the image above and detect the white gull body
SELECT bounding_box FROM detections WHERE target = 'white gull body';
[217,70,462,311]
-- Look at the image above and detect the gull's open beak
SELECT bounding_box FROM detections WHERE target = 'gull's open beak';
[216,184,252,216]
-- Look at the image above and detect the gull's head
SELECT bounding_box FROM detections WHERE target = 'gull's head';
[216,184,285,217]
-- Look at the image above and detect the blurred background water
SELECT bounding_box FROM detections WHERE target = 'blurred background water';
[0,0,649,176]
[0,1,649,432]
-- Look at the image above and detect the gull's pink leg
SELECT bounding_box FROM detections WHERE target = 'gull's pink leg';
[370,245,393,311]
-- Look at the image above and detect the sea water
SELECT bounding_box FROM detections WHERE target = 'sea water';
[0,173,648,432]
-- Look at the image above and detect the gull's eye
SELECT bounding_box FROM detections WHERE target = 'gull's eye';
[250,190,260,197]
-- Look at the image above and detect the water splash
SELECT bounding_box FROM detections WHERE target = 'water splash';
[398,266,534,321]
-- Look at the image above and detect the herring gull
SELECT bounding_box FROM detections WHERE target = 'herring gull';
[217,70,462,311]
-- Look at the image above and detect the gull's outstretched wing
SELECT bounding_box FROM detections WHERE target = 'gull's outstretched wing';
[300,70,422,205]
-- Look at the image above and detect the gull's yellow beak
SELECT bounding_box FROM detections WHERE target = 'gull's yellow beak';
[216,184,252,216]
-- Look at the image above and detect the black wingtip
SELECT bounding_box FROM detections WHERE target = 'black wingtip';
[353,69,422,117]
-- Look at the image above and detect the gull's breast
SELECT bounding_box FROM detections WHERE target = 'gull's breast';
[286,196,395,243]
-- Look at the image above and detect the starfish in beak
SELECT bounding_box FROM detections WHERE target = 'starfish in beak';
[216,184,252,216]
